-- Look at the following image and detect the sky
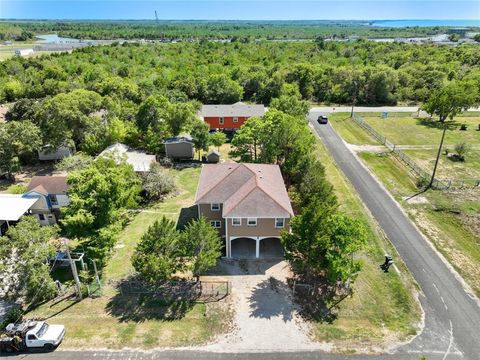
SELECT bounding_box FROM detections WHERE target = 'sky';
[0,1,479,21]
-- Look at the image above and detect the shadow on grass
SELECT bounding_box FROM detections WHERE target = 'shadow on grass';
[416,118,460,130]
[176,205,198,231]
[106,277,197,323]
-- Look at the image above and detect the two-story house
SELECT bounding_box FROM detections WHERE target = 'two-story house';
[25,176,70,225]
[194,163,294,259]
[200,102,266,131]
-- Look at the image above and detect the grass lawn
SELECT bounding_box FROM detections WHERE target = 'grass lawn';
[358,151,480,298]
[403,148,480,179]
[329,113,379,145]
[310,137,421,349]
[364,116,480,146]
[29,166,232,349]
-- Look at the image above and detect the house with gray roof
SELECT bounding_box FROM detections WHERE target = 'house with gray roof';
[194,163,294,259]
[200,102,266,131]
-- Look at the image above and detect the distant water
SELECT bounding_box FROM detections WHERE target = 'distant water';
[35,34,82,43]
[371,20,480,28]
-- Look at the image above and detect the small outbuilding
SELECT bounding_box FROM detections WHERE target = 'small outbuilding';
[206,150,221,163]
[38,144,73,161]
[164,136,194,161]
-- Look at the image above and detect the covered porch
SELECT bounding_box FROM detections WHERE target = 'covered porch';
[228,236,284,259]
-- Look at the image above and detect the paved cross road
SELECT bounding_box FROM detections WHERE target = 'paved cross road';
[309,111,480,360]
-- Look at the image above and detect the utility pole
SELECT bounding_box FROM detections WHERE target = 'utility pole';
[427,123,447,189]
[63,238,82,300]
[350,80,357,118]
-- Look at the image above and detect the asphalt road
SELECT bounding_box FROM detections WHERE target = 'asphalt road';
[308,112,480,360]
[3,112,479,360]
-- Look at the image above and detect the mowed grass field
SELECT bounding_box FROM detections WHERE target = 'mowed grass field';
[29,166,232,349]
[363,116,480,146]
[358,151,480,298]
[310,135,421,348]
[328,111,480,298]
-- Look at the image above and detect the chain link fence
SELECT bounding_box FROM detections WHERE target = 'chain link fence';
[351,113,480,190]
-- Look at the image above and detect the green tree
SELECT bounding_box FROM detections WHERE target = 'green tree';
[230,116,264,161]
[181,217,222,278]
[281,197,367,283]
[35,89,103,149]
[62,157,141,264]
[422,81,478,188]
[205,74,243,104]
[0,121,42,180]
[270,95,309,117]
[55,152,93,172]
[191,121,210,160]
[0,217,59,305]
[132,217,183,282]
[142,163,176,201]
[209,131,227,151]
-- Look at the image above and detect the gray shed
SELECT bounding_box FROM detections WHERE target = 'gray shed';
[206,150,221,163]
[164,136,194,160]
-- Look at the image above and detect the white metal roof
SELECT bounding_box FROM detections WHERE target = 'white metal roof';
[0,194,39,221]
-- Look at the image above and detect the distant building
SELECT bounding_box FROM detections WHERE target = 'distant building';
[15,48,34,57]
[200,102,266,131]
[448,28,469,37]
[164,136,195,160]
[98,143,156,173]
[38,144,73,161]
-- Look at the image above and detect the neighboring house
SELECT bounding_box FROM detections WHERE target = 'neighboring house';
[164,136,194,160]
[98,143,156,173]
[38,144,73,161]
[0,194,41,236]
[15,48,34,57]
[200,102,266,131]
[26,176,70,226]
[194,163,294,259]
[206,150,221,163]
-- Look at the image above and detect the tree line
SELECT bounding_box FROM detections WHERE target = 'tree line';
[0,20,463,41]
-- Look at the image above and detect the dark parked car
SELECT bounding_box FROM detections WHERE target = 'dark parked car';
[317,115,328,124]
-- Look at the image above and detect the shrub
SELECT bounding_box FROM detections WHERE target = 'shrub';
[142,163,176,201]
[454,142,471,162]
[460,124,467,131]
[7,184,27,194]
[55,153,93,172]
[0,308,23,329]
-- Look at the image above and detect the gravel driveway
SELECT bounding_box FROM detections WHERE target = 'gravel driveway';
[202,259,326,352]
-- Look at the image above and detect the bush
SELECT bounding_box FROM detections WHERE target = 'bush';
[460,124,467,131]
[142,163,176,201]
[0,307,22,329]
[7,184,27,194]
[55,153,93,172]
[454,142,471,162]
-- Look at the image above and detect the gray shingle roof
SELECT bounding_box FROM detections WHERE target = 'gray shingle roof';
[200,102,265,118]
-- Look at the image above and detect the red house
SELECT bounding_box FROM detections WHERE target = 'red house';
[200,102,266,131]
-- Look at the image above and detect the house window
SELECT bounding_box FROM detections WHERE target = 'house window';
[210,220,221,229]
[211,203,220,211]
[232,218,241,226]
[233,117,238,123]
[219,117,224,125]
[48,194,58,206]
[247,218,257,227]
[38,214,45,221]
[275,218,285,228]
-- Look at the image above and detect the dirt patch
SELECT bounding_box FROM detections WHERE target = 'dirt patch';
[404,195,429,204]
